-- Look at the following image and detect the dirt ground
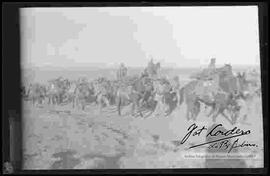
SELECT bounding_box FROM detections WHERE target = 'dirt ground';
[22,90,264,169]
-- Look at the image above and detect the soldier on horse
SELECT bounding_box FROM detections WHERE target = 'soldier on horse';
[117,63,128,81]
[146,58,160,79]
[180,58,246,124]
[208,58,216,70]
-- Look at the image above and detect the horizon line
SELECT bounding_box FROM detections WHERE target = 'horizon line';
[22,64,260,69]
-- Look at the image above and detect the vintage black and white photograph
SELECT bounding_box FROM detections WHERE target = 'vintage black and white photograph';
[20,6,264,169]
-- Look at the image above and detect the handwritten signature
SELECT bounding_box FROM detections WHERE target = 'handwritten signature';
[180,123,257,153]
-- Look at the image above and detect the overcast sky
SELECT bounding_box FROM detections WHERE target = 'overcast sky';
[20,6,260,68]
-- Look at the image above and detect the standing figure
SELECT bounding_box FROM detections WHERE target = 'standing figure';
[152,79,167,117]
[117,63,128,81]
[171,76,181,106]
[202,58,217,79]
[197,58,217,80]
[145,58,161,79]
[147,58,156,78]
[208,58,216,70]
[141,68,149,78]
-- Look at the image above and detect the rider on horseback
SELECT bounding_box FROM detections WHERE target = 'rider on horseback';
[191,58,217,80]
[146,58,160,79]
[204,58,217,80]
[117,63,127,81]
[170,76,181,104]
[208,58,216,70]
[141,68,149,78]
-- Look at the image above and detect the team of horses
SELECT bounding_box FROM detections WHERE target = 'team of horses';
[22,64,261,125]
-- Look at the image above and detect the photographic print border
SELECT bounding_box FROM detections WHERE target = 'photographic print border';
[2,1,269,175]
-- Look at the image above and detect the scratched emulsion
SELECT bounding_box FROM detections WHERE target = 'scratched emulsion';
[51,150,81,169]
[22,80,263,169]
[21,7,263,169]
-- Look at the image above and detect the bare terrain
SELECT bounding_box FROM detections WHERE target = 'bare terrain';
[22,74,263,169]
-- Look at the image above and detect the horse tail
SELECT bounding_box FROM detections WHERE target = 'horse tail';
[179,87,185,105]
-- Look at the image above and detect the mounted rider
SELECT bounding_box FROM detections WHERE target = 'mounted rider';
[77,77,88,86]
[94,78,111,110]
[170,75,181,105]
[208,58,216,70]
[152,78,169,117]
[147,58,155,74]
[141,68,149,78]
[190,58,220,101]
[117,63,128,81]
[146,58,160,79]
[202,58,217,80]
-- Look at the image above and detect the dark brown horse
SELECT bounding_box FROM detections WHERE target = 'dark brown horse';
[46,77,71,105]
[73,82,96,110]
[179,80,201,121]
[197,91,241,124]
[179,64,243,124]
[116,76,155,117]
[27,83,47,106]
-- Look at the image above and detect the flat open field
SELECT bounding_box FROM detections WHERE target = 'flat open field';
[22,84,264,169]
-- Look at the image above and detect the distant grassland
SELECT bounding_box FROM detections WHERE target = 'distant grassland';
[22,65,260,84]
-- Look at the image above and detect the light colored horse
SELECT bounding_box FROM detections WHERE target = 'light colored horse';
[115,85,134,116]
[152,79,168,117]
[95,81,112,114]
[47,81,60,105]
[65,81,77,107]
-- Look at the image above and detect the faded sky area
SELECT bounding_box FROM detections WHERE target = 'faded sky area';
[20,6,260,68]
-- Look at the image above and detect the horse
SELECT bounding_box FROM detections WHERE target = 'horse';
[237,71,261,99]
[146,61,161,79]
[197,90,241,124]
[55,78,71,104]
[63,80,77,107]
[179,64,243,123]
[27,83,47,107]
[163,89,178,116]
[169,75,181,106]
[94,80,115,114]
[179,80,201,121]
[73,82,96,110]
[21,84,32,100]
[116,76,154,117]
[115,85,135,116]
[152,78,179,117]
[46,79,64,105]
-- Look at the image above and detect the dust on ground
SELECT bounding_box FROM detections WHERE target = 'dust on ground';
[22,92,264,169]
